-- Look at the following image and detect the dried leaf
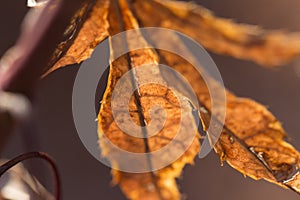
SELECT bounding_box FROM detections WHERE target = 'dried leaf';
[151,32,300,194]
[211,100,300,193]
[132,0,300,66]
[46,0,300,75]
[98,0,199,199]
[44,0,110,75]
[42,0,300,199]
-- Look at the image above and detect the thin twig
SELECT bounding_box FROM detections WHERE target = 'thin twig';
[0,152,60,200]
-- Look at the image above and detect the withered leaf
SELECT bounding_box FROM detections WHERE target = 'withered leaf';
[132,0,300,67]
[42,0,300,199]
[151,31,300,194]
[44,0,110,75]
[46,0,300,74]
[98,0,199,199]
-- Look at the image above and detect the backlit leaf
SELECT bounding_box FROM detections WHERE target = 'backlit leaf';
[153,32,300,194]
[42,0,300,199]
[44,0,110,75]
[97,1,199,199]
[132,0,300,67]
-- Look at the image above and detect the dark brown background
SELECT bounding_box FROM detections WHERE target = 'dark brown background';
[0,0,300,199]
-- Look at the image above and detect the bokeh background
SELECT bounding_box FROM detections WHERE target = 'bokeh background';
[1,0,300,199]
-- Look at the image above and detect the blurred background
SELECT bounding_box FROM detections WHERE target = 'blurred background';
[0,0,300,199]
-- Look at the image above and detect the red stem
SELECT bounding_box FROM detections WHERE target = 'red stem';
[0,152,61,200]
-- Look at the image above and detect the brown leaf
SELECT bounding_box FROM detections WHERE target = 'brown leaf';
[42,0,300,198]
[211,100,300,193]
[44,0,110,75]
[46,0,300,75]
[98,0,199,199]
[151,31,300,194]
[132,0,300,67]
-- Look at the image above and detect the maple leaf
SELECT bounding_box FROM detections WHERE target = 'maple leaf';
[19,0,300,199]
